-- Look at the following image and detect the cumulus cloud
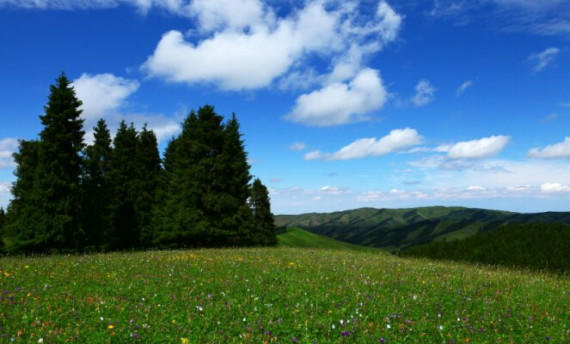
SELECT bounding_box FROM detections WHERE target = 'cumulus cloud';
[0,138,19,169]
[143,0,402,90]
[304,150,322,161]
[541,182,570,193]
[72,73,139,120]
[456,80,472,96]
[529,47,560,72]
[305,128,422,161]
[411,79,435,107]
[286,68,387,126]
[437,135,510,159]
[528,137,570,159]
[289,142,306,151]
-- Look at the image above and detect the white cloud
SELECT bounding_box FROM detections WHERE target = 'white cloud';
[189,0,265,33]
[73,73,139,120]
[529,47,560,72]
[143,0,402,91]
[320,185,350,195]
[304,150,322,161]
[437,135,510,159]
[327,128,422,160]
[528,137,570,159]
[456,80,472,95]
[541,182,570,193]
[0,138,19,169]
[467,185,485,191]
[289,142,306,151]
[411,79,435,107]
[286,68,387,126]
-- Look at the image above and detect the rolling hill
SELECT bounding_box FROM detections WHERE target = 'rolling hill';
[275,206,570,250]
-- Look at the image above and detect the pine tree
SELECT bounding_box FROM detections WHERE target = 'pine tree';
[0,207,6,252]
[8,74,85,253]
[152,113,203,247]
[82,119,113,250]
[216,114,254,245]
[135,125,161,247]
[249,178,277,245]
[108,121,139,249]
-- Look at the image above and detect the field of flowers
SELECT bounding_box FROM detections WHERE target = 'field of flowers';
[1,248,568,343]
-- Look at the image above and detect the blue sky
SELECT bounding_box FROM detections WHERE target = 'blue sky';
[0,0,569,214]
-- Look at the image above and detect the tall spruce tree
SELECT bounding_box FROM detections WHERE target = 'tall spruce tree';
[216,114,254,245]
[36,73,85,251]
[152,113,203,247]
[7,74,86,253]
[249,178,277,245]
[82,119,113,250]
[135,125,161,247]
[3,140,41,252]
[108,121,139,249]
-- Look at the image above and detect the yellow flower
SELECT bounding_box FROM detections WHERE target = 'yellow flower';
[108,325,114,330]
[181,338,189,344]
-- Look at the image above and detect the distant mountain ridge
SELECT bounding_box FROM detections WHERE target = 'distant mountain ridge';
[275,206,570,250]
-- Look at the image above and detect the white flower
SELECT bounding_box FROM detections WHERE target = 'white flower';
[413,295,417,300]
[387,324,391,329]
[38,339,43,344]
[439,325,443,330]
[331,324,336,329]
[340,319,344,325]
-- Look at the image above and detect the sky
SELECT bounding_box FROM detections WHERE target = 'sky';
[0,0,569,214]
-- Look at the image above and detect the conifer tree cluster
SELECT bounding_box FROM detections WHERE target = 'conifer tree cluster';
[0,74,276,253]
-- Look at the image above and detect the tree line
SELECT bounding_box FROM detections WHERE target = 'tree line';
[0,74,276,253]
[401,223,570,273]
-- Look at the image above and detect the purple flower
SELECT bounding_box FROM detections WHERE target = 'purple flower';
[380,338,385,343]
[292,337,297,342]
[546,336,550,341]
[265,331,271,336]
[341,331,350,336]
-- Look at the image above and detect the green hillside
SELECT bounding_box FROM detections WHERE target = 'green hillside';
[275,206,570,249]
[401,223,570,272]
[277,227,374,251]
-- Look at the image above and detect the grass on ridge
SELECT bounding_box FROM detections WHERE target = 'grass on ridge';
[277,227,375,251]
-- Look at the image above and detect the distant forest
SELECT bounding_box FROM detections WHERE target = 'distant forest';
[401,223,570,273]
[0,74,276,253]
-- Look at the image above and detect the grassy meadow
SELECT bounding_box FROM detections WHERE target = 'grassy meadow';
[1,245,569,343]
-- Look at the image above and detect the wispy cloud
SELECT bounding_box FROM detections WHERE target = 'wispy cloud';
[528,47,560,72]
[456,80,473,96]
[411,79,435,107]
[305,128,422,161]
[289,142,306,151]
[0,138,19,169]
[528,137,570,159]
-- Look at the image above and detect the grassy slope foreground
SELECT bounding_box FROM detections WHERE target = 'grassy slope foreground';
[1,249,568,343]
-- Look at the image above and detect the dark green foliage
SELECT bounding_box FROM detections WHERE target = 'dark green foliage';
[135,126,161,247]
[401,223,570,272]
[82,119,113,250]
[5,74,85,253]
[250,178,277,245]
[107,121,139,249]
[3,140,41,252]
[3,74,274,253]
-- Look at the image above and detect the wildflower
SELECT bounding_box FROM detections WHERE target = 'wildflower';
[439,325,444,331]
[38,339,43,344]
[181,338,189,344]
[341,331,350,336]
[108,324,114,330]
[292,337,297,342]
[331,324,335,329]
[386,324,391,329]
[380,338,385,343]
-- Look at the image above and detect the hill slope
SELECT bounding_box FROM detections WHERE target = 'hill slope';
[277,227,374,251]
[401,223,570,272]
[275,206,570,249]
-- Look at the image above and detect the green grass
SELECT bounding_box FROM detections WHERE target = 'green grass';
[0,248,568,343]
[278,227,374,251]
